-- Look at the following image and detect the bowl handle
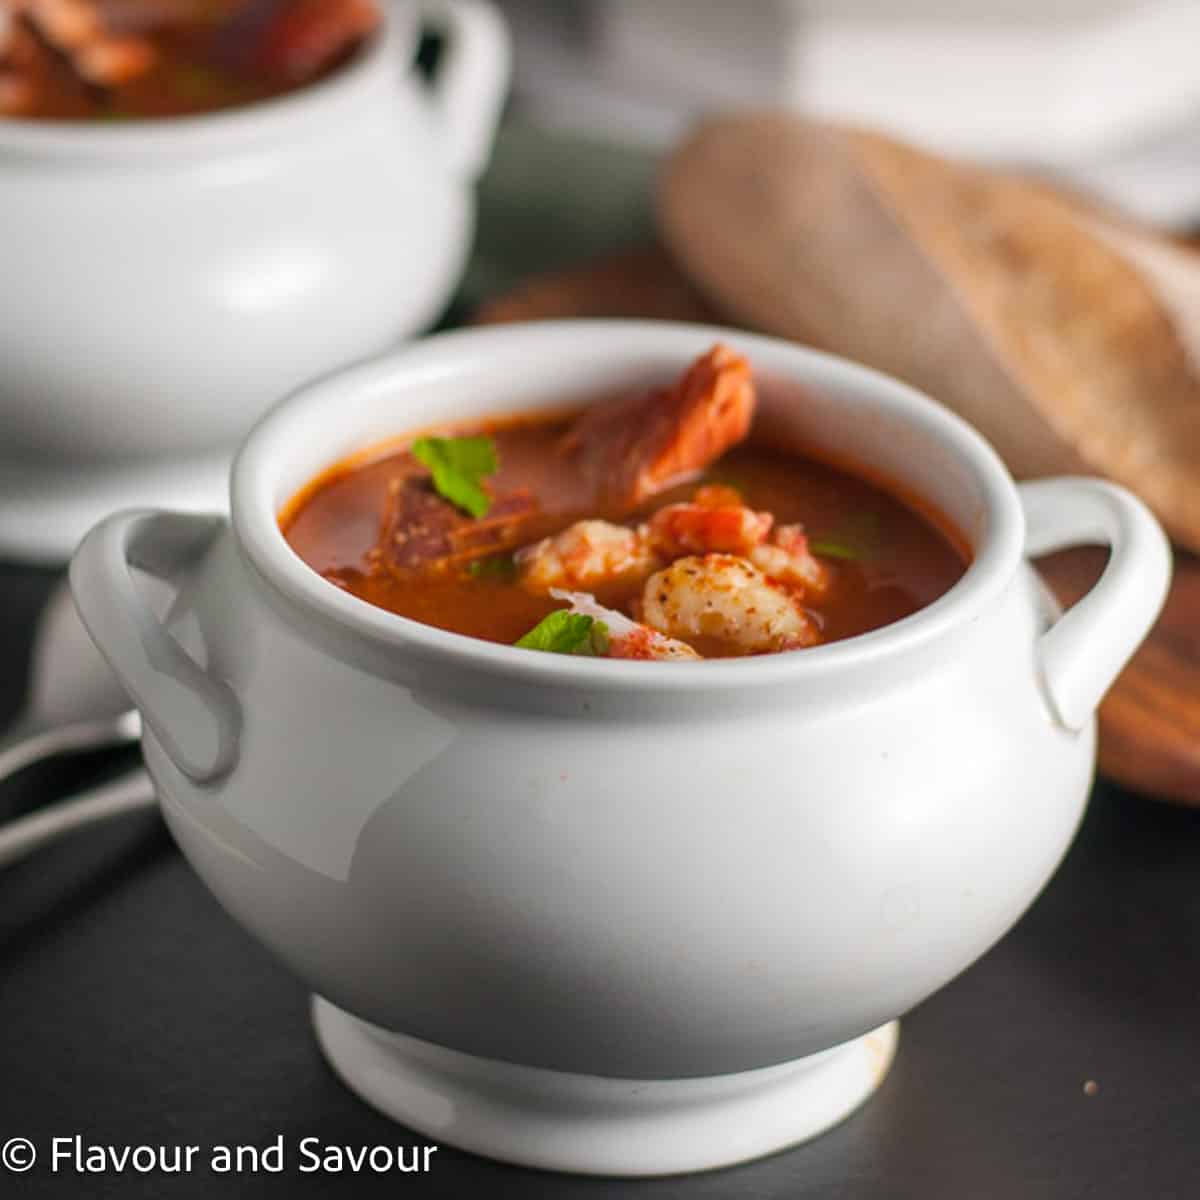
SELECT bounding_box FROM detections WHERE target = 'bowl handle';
[417,0,510,178]
[69,510,240,784]
[1019,478,1171,731]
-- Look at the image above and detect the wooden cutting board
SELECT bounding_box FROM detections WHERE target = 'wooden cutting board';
[475,247,1200,806]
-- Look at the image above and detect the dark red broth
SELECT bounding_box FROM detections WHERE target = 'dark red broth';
[282,413,969,653]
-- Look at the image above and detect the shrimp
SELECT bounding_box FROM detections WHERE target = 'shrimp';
[551,590,701,661]
[641,555,820,654]
[647,489,773,558]
[652,487,829,597]
[516,519,660,594]
[749,525,831,597]
[562,344,756,513]
[517,488,830,603]
[516,494,770,596]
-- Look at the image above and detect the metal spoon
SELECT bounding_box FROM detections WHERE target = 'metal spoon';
[0,766,155,868]
[0,580,158,868]
[0,580,142,782]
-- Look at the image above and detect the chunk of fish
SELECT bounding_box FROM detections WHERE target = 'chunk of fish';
[641,554,820,654]
[368,474,539,575]
[550,589,701,661]
[562,344,755,513]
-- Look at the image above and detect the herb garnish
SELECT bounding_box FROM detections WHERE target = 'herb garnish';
[467,554,517,581]
[809,539,863,561]
[810,512,881,562]
[514,611,610,656]
[411,435,498,518]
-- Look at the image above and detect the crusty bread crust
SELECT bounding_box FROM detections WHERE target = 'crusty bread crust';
[660,114,1200,550]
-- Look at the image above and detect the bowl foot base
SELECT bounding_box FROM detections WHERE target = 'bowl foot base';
[312,997,898,1176]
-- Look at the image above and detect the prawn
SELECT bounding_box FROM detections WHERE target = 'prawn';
[646,485,774,558]
[641,555,820,654]
[517,486,830,605]
[650,486,829,595]
[749,524,830,597]
[551,590,700,661]
[516,519,660,593]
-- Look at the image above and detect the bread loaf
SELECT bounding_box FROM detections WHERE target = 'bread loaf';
[660,115,1200,549]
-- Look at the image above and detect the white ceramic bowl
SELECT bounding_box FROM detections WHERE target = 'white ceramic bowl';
[0,0,508,461]
[70,321,1171,1175]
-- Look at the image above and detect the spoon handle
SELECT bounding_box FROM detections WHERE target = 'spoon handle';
[0,710,141,784]
[0,767,156,869]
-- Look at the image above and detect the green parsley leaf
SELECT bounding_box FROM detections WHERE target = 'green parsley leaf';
[590,622,611,655]
[515,611,610,656]
[170,64,229,102]
[467,553,517,581]
[411,435,498,518]
[808,539,862,561]
[810,512,881,561]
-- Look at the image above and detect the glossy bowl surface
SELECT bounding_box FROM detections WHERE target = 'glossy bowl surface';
[70,320,1172,1173]
[0,1,509,460]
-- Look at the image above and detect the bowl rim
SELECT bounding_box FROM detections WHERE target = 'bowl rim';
[231,319,1026,693]
[0,3,410,158]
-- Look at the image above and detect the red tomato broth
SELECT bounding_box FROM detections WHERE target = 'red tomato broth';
[281,410,970,656]
[11,33,274,120]
[3,2,378,121]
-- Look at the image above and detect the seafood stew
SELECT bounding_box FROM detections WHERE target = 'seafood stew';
[282,347,968,660]
[1,0,379,120]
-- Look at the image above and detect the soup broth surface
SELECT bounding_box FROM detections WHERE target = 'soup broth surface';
[3,1,378,121]
[283,411,968,655]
